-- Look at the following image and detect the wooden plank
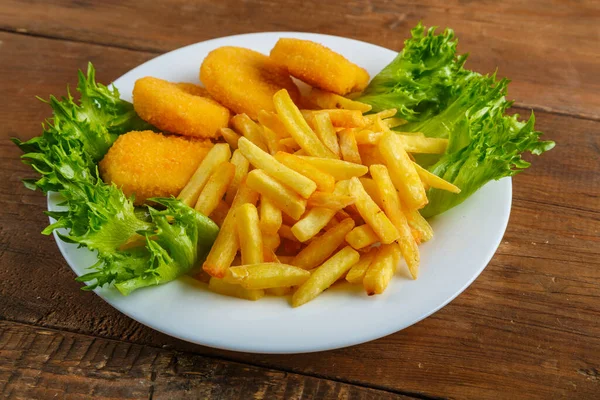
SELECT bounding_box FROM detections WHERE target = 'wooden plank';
[0,321,412,399]
[0,0,599,119]
[1,31,600,399]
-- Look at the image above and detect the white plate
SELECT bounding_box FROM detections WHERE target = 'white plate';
[49,32,512,354]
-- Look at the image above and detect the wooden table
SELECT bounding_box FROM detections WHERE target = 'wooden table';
[1,1,599,398]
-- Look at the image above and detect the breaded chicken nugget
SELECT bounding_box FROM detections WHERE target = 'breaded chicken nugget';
[200,47,300,120]
[270,38,370,95]
[133,77,229,139]
[99,130,213,205]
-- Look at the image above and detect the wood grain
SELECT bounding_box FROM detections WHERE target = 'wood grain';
[0,0,599,120]
[0,321,412,399]
[1,22,599,400]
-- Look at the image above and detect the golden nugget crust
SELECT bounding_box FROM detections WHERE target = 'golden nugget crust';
[270,38,370,95]
[99,130,213,205]
[200,46,300,119]
[133,77,230,139]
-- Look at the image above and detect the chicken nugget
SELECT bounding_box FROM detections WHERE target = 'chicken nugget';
[270,38,370,95]
[200,46,300,119]
[133,77,229,139]
[99,130,213,205]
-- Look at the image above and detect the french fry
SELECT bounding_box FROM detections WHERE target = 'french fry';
[263,232,281,251]
[292,218,355,269]
[279,224,299,242]
[311,109,366,128]
[345,224,379,249]
[279,137,300,151]
[208,277,264,301]
[203,180,259,278]
[276,255,295,264]
[363,243,399,295]
[220,127,241,149]
[338,129,362,164]
[194,161,236,216]
[355,130,383,146]
[261,125,282,155]
[292,246,360,307]
[230,113,268,152]
[379,132,428,209]
[296,156,368,181]
[273,89,336,158]
[209,200,230,228]
[224,149,250,205]
[178,143,231,207]
[359,177,384,209]
[370,164,419,278]
[405,208,433,242]
[294,149,308,156]
[257,110,290,138]
[307,88,372,112]
[382,117,407,128]
[246,169,306,220]
[307,191,355,209]
[238,137,317,198]
[398,135,448,154]
[263,246,280,263]
[259,195,282,235]
[412,162,461,193]
[346,247,378,284]
[324,217,340,231]
[237,203,264,265]
[364,109,397,122]
[265,286,293,296]
[274,152,335,192]
[228,263,310,289]
[313,111,341,158]
[358,144,386,167]
[349,177,399,244]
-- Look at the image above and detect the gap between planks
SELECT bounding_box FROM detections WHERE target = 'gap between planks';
[1,27,599,123]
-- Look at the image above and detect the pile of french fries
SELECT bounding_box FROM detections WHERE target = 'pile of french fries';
[177,88,459,307]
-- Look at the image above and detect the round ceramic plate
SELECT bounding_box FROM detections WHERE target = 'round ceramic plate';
[49,32,512,354]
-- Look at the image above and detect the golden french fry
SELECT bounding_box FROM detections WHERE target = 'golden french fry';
[311,109,366,128]
[292,218,355,269]
[345,224,379,249]
[230,113,269,152]
[379,132,428,209]
[259,195,282,235]
[224,149,250,205]
[265,286,293,296]
[273,89,336,158]
[203,180,259,278]
[370,164,419,278]
[220,127,241,149]
[412,162,460,193]
[276,255,294,264]
[274,152,335,193]
[263,232,281,251]
[364,109,397,122]
[261,125,282,155]
[359,177,384,209]
[208,277,264,301]
[263,246,280,263]
[292,246,360,307]
[194,161,236,216]
[296,156,368,181]
[349,177,399,244]
[313,111,341,158]
[237,203,264,265]
[278,224,299,242]
[246,169,306,220]
[363,243,399,295]
[178,143,231,207]
[398,135,448,154]
[324,216,340,231]
[338,128,362,164]
[228,263,310,289]
[354,130,383,145]
[346,247,378,284]
[257,110,290,138]
[307,191,355,209]
[382,117,407,128]
[405,208,433,242]
[239,137,317,198]
[279,137,300,152]
[358,144,386,167]
[307,88,372,112]
[209,200,230,228]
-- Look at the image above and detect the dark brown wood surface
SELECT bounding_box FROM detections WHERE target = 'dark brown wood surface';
[1,1,599,399]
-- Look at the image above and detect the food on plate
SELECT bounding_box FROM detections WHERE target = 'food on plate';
[200,46,300,119]
[15,22,555,306]
[99,130,213,205]
[133,77,229,138]
[270,38,370,95]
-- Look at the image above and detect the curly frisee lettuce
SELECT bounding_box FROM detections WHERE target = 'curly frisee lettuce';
[13,63,219,295]
[358,23,555,217]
